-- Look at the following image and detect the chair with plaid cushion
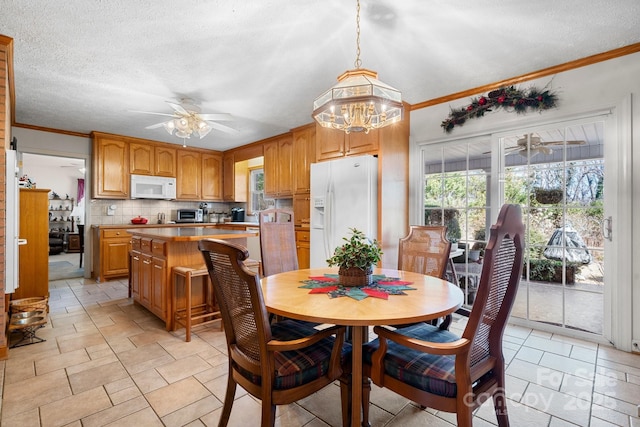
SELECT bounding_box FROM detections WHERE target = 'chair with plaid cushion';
[362,204,525,427]
[199,238,351,427]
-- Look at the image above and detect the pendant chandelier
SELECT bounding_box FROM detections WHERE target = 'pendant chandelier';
[313,0,403,134]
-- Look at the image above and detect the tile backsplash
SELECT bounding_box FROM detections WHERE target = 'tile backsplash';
[89,199,233,225]
[89,198,293,225]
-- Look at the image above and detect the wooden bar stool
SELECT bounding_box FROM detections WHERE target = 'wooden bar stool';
[172,264,221,342]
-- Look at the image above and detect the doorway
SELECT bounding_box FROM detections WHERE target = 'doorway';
[21,153,86,280]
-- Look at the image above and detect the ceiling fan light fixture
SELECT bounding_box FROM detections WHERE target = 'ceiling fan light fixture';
[312,0,403,134]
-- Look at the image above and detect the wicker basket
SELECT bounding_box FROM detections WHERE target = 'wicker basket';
[534,188,563,204]
[338,266,373,287]
[10,296,49,314]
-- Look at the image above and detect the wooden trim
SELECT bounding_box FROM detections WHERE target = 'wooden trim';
[411,43,640,111]
[0,35,14,131]
[14,122,89,138]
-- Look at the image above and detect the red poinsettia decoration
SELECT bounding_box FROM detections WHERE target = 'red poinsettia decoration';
[441,84,559,133]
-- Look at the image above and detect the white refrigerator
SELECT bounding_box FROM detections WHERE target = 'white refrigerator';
[310,155,378,268]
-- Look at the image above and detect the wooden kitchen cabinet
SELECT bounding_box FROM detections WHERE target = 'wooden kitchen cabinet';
[92,133,129,198]
[129,142,153,175]
[140,252,152,306]
[92,227,132,282]
[14,189,50,300]
[292,124,316,194]
[264,134,293,198]
[315,125,379,161]
[154,146,176,177]
[151,257,167,318]
[176,150,202,200]
[296,230,310,269]
[293,193,311,228]
[223,153,235,201]
[202,152,223,201]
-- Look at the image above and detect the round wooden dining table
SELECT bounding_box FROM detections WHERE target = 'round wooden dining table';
[260,267,464,427]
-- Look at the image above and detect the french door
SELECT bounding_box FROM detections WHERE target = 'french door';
[421,115,617,340]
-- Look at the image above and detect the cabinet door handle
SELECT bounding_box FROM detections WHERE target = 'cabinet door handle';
[154,265,162,270]
[116,232,121,235]
[143,260,151,265]
[133,256,139,261]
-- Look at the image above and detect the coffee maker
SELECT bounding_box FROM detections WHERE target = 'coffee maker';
[231,208,245,222]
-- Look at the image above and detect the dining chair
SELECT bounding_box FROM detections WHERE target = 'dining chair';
[198,238,351,427]
[398,225,454,329]
[362,204,525,427]
[398,225,451,279]
[259,208,298,277]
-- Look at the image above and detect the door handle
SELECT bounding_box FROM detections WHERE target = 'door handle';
[602,216,612,241]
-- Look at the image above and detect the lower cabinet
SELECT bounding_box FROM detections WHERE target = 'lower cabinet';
[296,229,310,269]
[92,227,132,283]
[129,238,169,322]
[151,257,167,317]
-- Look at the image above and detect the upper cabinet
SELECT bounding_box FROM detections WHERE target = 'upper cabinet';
[176,150,202,200]
[316,126,379,161]
[222,153,235,201]
[92,131,221,200]
[129,142,154,175]
[92,133,129,199]
[292,124,316,194]
[129,142,176,177]
[154,146,177,177]
[264,133,293,198]
[202,152,223,201]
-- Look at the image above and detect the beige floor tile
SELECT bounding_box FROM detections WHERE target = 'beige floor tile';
[57,332,107,353]
[81,395,149,427]
[4,359,35,385]
[103,407,164,427]
[506,358,563,390]
[66,353,119,376]
[200,394,262,427]
[2,368,72,418]
[68,360,129,394]
[131,368,169,393]
[109,385,143,405]
[156,354,212,384]
[40,386,112,427]
[539,352,596,379]
[522,383,590,426]
[35,348,90,375]
[160,337,218,359]
[523,335,573,357]
[202,374,248,403]
[98,320,145,339]
[0,407,41,427]
[598,346,640,368]
[594,372,640,405]
[145,376,211,418]
[161,395,222,427]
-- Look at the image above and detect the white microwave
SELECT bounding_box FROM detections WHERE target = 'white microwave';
[130,174,176,200]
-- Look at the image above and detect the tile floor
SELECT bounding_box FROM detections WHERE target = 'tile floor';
[1,276,639,427]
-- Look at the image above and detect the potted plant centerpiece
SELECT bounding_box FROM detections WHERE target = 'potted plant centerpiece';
[327,228,383,287]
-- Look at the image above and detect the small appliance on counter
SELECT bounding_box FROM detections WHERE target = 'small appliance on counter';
[175,208,204,223]
[231,207,245,222]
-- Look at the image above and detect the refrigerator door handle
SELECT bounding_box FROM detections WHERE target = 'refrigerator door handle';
[18,239,28,245]
[324,185,333,260]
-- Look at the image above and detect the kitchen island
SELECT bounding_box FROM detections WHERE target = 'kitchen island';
[127,227,258,330]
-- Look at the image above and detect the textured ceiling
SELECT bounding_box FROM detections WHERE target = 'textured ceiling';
[2,1,639,151]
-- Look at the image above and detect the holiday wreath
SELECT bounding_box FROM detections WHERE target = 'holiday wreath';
[441,84,559,133]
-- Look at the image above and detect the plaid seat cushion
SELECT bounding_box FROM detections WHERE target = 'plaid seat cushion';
[363,323,460,397]
[237,320,351,390]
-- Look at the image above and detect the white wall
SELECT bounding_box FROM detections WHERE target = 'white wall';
[409,51,640,351]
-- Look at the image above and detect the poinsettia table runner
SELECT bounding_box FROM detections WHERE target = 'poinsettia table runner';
[299,274,415,300]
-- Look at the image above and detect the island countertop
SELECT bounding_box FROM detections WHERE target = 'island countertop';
[126,227,258,242]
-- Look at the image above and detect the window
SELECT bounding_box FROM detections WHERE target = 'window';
[248,167,269,214]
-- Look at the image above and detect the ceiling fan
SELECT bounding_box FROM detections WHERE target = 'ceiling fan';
[133,99,238,141]
[505,133,586,157]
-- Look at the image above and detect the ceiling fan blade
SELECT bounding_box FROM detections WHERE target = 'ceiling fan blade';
[145,121,168,130]
[167,102,189,115]
[130,110,177,118]
[540,140,586,146]
[199,113,234,121]
[206,121,239,134]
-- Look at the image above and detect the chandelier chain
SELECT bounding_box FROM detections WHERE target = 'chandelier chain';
[354,0,362,69]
